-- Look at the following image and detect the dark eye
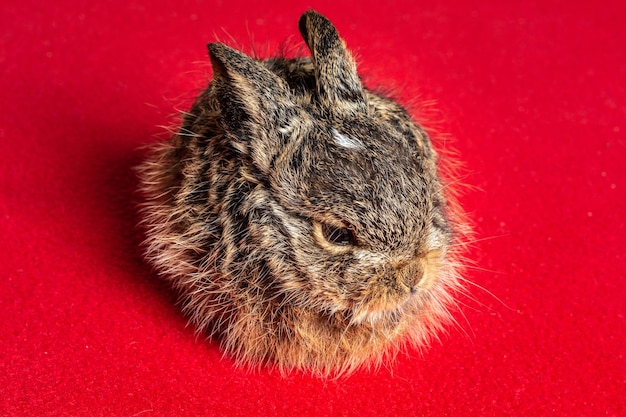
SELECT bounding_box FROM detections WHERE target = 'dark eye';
[321,223,356,246]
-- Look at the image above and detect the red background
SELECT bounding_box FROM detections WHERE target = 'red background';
[1,0,625,416]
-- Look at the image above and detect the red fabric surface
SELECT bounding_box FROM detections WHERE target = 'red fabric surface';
[1,0,625,415]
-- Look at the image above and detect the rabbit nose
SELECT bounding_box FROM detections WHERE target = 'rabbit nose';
[395,260,424,291]
[395,249,443,292]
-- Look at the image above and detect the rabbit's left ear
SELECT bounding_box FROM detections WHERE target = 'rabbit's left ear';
[298,10,366,111]
[208,43,305,174]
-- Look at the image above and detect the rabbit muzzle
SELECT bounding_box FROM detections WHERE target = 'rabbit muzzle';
[350,249,443,324]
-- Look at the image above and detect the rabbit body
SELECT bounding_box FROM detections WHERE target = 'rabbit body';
[138,10,462,375]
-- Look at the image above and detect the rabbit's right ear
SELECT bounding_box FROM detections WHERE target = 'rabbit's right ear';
[298,10,366,111]
[208,43,305,174]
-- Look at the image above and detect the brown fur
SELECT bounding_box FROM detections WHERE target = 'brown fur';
[137,10,468,376]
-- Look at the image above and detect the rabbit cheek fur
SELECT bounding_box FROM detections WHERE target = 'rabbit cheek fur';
[138,10,461,375]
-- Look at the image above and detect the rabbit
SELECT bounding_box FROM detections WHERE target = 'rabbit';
[137,9,467,376]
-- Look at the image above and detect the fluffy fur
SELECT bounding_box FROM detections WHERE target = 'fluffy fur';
[138,10,467,376]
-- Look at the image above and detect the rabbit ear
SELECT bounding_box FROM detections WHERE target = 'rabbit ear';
[298,10,366,110]
[208,43,303,173]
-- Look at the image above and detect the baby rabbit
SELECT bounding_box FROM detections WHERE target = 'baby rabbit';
[138,10,465,376]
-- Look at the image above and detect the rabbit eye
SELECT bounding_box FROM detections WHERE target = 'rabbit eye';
[321,223,356,246]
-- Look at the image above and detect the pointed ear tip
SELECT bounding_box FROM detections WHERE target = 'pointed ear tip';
[299,9,313,18]
[298,9,322,26]
[207,42,224,56]
[207,43,242,65]
[298,10,338,41]
[298,10,327,41]
[207,43,228,75]
[300,9,322,18]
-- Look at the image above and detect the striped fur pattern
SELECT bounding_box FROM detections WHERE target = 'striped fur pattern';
[138,10,465,376]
